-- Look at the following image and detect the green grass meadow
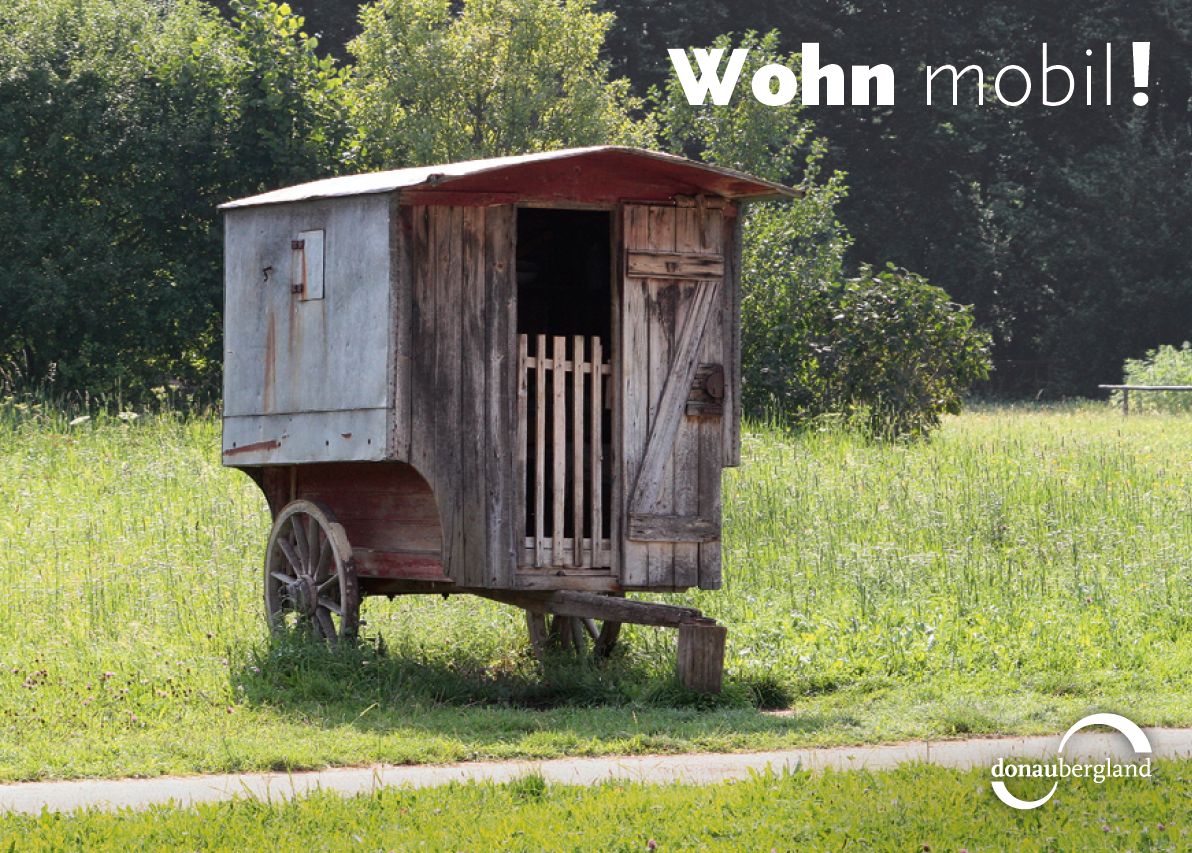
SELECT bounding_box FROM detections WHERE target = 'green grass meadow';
[2,762,1189,851]
[0,403,1189,781]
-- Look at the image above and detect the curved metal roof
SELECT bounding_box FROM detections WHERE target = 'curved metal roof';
[220,146,799,210]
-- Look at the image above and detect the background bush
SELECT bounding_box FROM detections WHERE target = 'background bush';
[1116,342,1192,414]
[741,203,991,434]
[0,0,349,399]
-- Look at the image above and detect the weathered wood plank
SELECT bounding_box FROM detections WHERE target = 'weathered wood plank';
[723,206,742,467]
[589,335,603,558]
[572,335,585,567]
[460,206,486,586]
[677,621,727,694]
[608,208,623,581]
[353,549,449,582]
[409,206,436,483]
[484,205,517,587]
[516,333,530,568]
[434,206,464,580]
[671,207,702,588]
[338,520,443,553]
[389,195,413,461]
[551,335,567,567]
[534,333,547,567]
[627,513,720,543]
[510,573,621,593]
[645,205,677,589]
[698,206,725,589]
[626,250,724,280]
[478,589,706,627]
[619,205,651,587]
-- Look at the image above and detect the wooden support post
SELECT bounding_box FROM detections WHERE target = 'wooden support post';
[677,621,727,694]
[1123,388,1130,417]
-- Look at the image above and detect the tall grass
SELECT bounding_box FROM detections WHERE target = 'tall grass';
[4,761,1189,851]
[703,404,1192,701]
[0,400,1188,780]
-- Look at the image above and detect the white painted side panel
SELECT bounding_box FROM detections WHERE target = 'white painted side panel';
[222,410,388,466]
[222,195,393,465]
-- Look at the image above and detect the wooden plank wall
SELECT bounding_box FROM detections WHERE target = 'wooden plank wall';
[295,463,447,582]
[722,205,742,468]
[391,202,517,588]
[695,209,726,590]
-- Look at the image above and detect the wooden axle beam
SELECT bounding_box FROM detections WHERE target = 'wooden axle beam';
[473,589,711,629]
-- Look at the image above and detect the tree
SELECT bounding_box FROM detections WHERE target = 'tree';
[0,0,350,398]
[348,0,654,167]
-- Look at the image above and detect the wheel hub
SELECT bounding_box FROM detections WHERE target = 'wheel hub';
[288,574,318,616]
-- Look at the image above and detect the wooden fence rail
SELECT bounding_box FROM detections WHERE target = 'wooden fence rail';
[1098,384,1192,416]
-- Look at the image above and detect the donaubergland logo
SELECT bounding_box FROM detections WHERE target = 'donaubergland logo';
[991,713,1153,810]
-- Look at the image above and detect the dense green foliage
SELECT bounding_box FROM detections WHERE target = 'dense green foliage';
[4,762,1190,850]
[1,404,1188,780]
[745,257,992,435]
[348,0,652,166]
[0,0,348,398]
[1117,342,1192,413]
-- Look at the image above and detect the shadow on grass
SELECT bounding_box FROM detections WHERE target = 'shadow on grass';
[232,632,853,741]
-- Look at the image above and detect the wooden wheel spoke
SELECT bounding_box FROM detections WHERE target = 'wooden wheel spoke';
[317,575,339,595]
[306,516,320,565]
[276,537,303,576]
[526,605,622,662]
[291,517,310,569]
[317,596,343,616]
[569,617,586,652]
[270,570,296,586]
[313,538,332,580]
[314,609,338,643]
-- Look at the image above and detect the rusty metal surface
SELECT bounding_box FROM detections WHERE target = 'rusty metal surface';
[219,147,798,211]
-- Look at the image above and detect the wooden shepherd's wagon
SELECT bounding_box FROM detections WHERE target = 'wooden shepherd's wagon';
[220,147,796,692]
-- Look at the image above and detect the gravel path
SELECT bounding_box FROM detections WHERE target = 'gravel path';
[3,728,1190,815]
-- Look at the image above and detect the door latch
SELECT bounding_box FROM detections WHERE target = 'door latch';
[686,363,725,417]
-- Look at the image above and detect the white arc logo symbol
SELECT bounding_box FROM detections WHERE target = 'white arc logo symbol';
[991,713,1152,810]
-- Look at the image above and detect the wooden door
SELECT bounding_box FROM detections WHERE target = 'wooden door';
[620,203,726,590]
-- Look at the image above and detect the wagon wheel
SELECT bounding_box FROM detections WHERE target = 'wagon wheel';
[525,607,622,661]
[264,500,360,644]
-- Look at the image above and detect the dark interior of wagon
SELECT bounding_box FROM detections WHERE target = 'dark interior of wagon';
[516,208,614,560]
[515,208,612,341]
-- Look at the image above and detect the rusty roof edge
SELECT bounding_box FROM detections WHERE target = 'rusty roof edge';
[603,146,803,200]
[218,146,801,211]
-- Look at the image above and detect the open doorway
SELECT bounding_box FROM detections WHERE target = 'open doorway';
[516,209,611,339]
[516,208,614,569]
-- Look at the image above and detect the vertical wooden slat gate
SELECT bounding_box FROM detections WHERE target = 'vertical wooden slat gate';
[517,334,611,569]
